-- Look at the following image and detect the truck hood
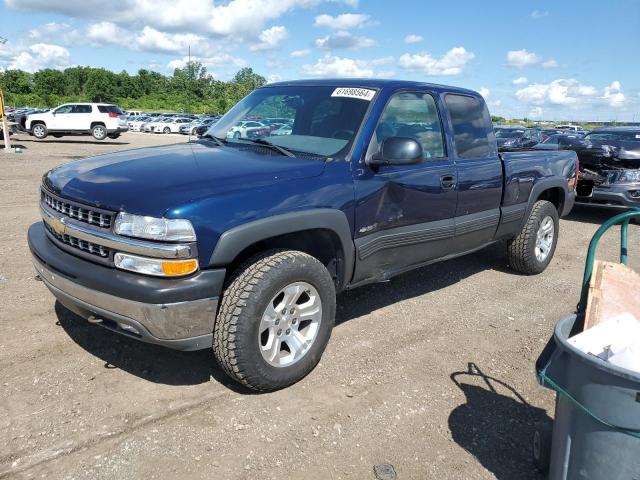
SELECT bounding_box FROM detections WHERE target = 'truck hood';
[43,141,326,217]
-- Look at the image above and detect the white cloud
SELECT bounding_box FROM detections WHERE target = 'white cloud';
[398,47,474,76]
[531,10,549,19]
[516,79,598,105]
[266,74,282,83]
[529,106,544,118]
[506,49,540,68]
[301,54,392,78]
[542,58,559,68]
[136,26,208,54]
[404,34,423,44]
[478,87,490,98]
[250,25,288,51]
[315,30,376,50]
[290,49,311,58]
[313,13,370,29]
[8,43,71,72]
[87,21,132,46]
[6,0,357,38]
[512,76,528,85]
[602,81,625,107]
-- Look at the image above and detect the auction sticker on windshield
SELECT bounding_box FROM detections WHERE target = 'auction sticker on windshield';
[331,88,376,101]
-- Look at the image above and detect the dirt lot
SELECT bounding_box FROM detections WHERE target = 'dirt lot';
[1,132,638,480]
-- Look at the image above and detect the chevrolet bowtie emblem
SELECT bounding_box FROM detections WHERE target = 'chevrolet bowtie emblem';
[49,216,66,236]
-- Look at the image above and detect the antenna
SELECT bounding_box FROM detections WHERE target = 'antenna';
[187,45,192,142]
[0,36,7,45]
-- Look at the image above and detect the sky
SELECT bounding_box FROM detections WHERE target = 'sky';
[1,0,639,121]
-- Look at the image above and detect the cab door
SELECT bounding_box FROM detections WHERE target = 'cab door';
[352,90,457,284]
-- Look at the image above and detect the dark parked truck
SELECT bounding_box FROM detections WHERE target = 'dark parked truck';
[28,80,578,391]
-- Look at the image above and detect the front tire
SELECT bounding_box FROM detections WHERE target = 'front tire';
[32,123,48,140]
[507,200,559,275]
[233,131,241,139]
[213,250,336,392]
[91,124,107,140]
[163,127,171,134]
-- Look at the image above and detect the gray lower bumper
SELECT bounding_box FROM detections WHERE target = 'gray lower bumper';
[32,254,217,351]
[575,186,640,210]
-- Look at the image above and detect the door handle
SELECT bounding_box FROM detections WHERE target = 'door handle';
[440,175,456,190]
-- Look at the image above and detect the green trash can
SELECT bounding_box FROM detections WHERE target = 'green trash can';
[533,209,640,478]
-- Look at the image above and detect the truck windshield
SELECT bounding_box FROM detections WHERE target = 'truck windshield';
[205,85,376,157]
[495,128,524,138]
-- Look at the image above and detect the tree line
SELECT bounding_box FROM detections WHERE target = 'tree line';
[0,63,266,114]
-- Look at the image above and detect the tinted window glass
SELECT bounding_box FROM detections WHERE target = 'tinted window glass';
[445,94,492,158]
[97,105,123,114]
[72,105,92,113]
[54,105,73,114]
[375,92,445,159]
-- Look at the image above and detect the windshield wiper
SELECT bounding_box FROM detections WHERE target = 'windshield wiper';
[239,138,296,157]
[201,133,227,146]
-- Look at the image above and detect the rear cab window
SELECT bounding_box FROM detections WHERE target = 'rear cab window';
[444,94,494,158]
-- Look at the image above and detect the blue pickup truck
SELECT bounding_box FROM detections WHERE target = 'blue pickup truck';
[28,79,577,391]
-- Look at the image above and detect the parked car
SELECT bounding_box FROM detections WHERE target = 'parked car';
[128,116,152,132]
[153,117,191,134]
[194,119,220,137]
[573,127,640,213]
[270,124,293,136]
[556,124,584,132]
[226,120,267,139]
[29,79,577,392]
[533,134,588,151]
[25,103,128,140]
[495,126,542,151]
[143,117,168,133]
[179,117,217,135]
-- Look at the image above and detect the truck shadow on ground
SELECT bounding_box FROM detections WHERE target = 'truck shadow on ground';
[54,302,251,392]
[55,243,514,390]
[16,137,130,146]
[448,362,551,480]
[336,242,511,324]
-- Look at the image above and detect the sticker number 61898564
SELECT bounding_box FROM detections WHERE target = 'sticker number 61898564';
[331,88,376,101]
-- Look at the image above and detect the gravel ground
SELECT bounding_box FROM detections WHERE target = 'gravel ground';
[1,132,638,480]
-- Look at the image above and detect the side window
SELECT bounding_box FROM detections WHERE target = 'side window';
[375,92,445,160]
[55,105,73,114]
[445,94,492,158]
[72,105,92,114]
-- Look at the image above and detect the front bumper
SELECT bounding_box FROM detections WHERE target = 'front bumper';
[28,222,225,351]
[575,184,640,210]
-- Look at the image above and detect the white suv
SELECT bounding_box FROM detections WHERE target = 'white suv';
[26,103,129,140]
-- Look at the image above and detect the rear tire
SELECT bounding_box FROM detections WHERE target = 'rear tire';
[91,124,107,140]
[213,249,336,392]
[507,200,559,275]
[32,123,48,140]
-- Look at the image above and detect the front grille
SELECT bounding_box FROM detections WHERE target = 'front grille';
[45,223,110,258]
[42,190,113,228]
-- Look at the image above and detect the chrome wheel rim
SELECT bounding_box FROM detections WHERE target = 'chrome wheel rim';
[33,125,45,137]
[535,216,555,262]
[94,126,105,138]
[259,281,322,368]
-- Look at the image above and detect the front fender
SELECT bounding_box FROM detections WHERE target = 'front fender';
[208,209,355,284]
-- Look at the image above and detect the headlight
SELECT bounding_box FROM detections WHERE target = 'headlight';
[114,253,198,277]
[114,213,196,241]
[616,170,640,184]
[503,139,515,145]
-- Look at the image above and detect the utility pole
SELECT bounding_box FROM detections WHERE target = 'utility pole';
[1,87,11,152]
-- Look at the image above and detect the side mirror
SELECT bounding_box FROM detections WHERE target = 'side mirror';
[370,137,423,166]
